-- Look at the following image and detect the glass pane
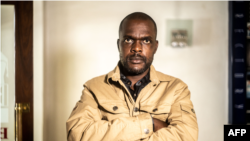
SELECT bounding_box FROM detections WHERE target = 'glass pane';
[1,5,15,141]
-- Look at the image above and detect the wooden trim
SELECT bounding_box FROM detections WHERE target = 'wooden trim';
[15,2,34,140]
[0,0,16,4]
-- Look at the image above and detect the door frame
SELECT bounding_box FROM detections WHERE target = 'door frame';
[1,1,33,140]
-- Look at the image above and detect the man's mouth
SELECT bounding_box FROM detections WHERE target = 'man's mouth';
[130,59,143,64]
[129,57,144,64]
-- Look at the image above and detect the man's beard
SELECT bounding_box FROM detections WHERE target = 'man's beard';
[120,53,153,75]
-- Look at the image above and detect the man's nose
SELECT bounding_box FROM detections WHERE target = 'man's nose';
[131,40,142,53]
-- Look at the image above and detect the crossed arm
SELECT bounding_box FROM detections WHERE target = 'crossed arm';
[66,85,198,141]
[153,118,169,132]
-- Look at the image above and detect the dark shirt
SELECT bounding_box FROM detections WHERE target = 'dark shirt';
[119,66,151,102]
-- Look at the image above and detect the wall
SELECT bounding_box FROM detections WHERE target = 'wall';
[43,1,228,141]
[33,1,44,141]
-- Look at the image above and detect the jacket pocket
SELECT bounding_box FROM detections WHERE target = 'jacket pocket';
[99,101,129,121]
[140,104,171,122]
[180,103,198,128]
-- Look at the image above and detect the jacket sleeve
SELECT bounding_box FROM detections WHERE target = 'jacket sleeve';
[148,81,198,141]
[66,86,153,141]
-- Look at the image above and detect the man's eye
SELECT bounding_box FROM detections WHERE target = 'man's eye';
[124,39,133,43]
[143,39,151,44]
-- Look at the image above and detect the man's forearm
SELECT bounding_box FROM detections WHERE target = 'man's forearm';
[153,118,169,132]
[67,112,153,141]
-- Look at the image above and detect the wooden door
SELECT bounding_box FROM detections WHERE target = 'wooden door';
[1,1,33,141]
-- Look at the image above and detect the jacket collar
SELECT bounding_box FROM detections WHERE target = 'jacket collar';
[107,62,173,84]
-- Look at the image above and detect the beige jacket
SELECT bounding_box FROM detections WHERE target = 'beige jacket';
[66,65,198,141]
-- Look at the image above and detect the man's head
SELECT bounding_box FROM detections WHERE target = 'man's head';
[117,12,158,75]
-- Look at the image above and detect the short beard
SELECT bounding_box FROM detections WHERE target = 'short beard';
[120,53,153,76]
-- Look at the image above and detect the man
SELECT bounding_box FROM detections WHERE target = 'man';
[66,12,198,141]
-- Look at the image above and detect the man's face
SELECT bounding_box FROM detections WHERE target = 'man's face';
[118,19,158,75]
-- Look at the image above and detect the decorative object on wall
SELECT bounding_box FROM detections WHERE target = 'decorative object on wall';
[171,30,188,47]
[166,20,193,47]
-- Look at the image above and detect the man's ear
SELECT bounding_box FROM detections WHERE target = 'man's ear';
[117,39,120,51]
[154,40,158,54]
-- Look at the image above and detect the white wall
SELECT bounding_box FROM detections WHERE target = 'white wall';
[33,1,44,141]
[42,1,228,141]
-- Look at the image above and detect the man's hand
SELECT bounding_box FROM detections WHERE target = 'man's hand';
[153,118,168,132]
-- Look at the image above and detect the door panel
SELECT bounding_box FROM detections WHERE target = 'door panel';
[1,1,33,141]
[14,2,33,140]
[1,5,15,141]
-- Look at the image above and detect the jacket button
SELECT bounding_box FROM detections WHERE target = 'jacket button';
[191,109,195,113]
[134,107,139,112]
[144,129,149,134]
[113,106,118,111]
[153,108,158,112]
[136,81,141,86]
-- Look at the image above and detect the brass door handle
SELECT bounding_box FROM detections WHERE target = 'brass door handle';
[15,103,30,141]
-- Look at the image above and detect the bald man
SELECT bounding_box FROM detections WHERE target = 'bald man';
[66,12,198,141]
